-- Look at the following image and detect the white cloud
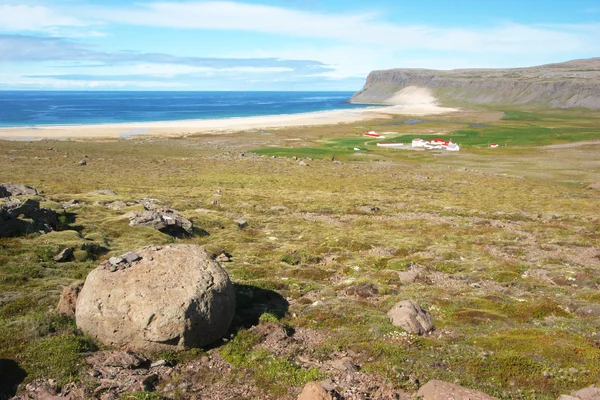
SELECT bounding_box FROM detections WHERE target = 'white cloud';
[0,4,87,30]
[87,1,600,55]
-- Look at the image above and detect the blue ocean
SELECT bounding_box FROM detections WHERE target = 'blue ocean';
[0,91,365,127]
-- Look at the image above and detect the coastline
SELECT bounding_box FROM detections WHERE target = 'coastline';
[0,103,457,140]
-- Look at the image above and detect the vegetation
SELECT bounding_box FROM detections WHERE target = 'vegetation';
[1,108,600,398]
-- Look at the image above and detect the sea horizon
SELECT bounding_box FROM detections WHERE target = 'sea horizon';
[0,90,366,128]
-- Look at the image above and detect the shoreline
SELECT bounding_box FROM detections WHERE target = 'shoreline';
[0,103,458,140]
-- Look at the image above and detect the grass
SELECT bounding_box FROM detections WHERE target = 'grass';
[1,107,600,398]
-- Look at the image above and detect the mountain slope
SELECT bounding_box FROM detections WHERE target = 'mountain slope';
[350,58,600,109]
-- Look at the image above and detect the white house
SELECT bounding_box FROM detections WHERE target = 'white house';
[412,138,428,148]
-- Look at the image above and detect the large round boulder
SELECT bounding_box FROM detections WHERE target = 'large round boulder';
[76,244,236,351]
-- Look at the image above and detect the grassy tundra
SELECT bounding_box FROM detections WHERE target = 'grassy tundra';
[1,108,600,399]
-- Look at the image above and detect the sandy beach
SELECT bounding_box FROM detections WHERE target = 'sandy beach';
[0,101,457,141]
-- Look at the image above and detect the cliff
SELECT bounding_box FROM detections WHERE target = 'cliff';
[350,58,600,109]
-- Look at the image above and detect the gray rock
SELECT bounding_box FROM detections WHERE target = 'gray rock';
[417,380,499,400]
[0,182,38,197]
[57,280,84,318]
[299,161,309,167]
[122,252,141,264]
[54,248,74,262]
[234,219,248,229]
[0,197,58,237]
[78,159,87,166]
[76,244,236,351]
[127,208,194,237]
[387,300,434,335]
[106,201,127,210]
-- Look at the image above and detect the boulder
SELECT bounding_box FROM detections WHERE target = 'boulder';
[57,280,84,318]
[298,382,332,400]
[387,300,434,335]
[105,201,127,210]
[76,244,236,351]
[234,219,248,229]
[417,380,499,400]
[0,182,38,197]
[126,208,194,237]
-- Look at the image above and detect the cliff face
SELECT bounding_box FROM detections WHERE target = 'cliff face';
[350,58,600,109]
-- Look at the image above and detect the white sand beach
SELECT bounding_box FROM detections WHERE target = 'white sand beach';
[0,91,457,140]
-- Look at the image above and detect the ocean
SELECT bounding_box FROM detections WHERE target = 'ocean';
[0,91,365,127]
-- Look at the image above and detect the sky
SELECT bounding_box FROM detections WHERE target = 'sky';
[0,0,599,91]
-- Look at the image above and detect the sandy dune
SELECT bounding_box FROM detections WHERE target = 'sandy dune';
[0,100,457,140]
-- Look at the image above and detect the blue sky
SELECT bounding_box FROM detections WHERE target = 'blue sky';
[1,0,599,90]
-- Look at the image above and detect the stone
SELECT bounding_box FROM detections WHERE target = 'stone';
[127,208,195,237]
[122,252,141,264]
[331,357,359,372]
[103,351,148,369]
[562,386,600,400]
[57,280,84,318]
[387,300,434,335]
[106,201,127,210]
[216,252,232,262]
[0,197,58,237]
[417,380,499,400]
[234,219,248,229]
[54,248,74,262]
[76,244,236,351]
[78,159,87,166]
[299,161,309,167]
[298,382,332,400]
[0,182,38,197]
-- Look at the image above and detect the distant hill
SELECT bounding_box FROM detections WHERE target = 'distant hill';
[350,58,600,109]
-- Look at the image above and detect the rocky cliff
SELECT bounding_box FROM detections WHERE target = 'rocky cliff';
[350,58,600,109]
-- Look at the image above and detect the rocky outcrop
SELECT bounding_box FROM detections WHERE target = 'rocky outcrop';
[387,300,434,335]
[76,244,236,351]
[350,58,600,109]
[0,183,38,197]
[417,380,499,400]
[0,197,58,237]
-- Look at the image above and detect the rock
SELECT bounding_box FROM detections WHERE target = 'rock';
[60,199,85,209]
[89,189,116,196]
[127,208,195,237]
[76,244,236,351]
[78,159,87,166]
[106,201,127,210]
[331,357,359,372]
[299,160,309,167]
[0,182,38,197]
[397,270,419,284]
[216,252,232,262]
[0,197,58,237]
[358,205,380,213]
[387,300,434,335]
[54,248,74,262]
[57,280,84,318]
[234,219,248,229]
[122,252,141,264]
[417,380,499,400]
[103,351,148,369]
[298,382,333,400]
[559,385,600,400]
